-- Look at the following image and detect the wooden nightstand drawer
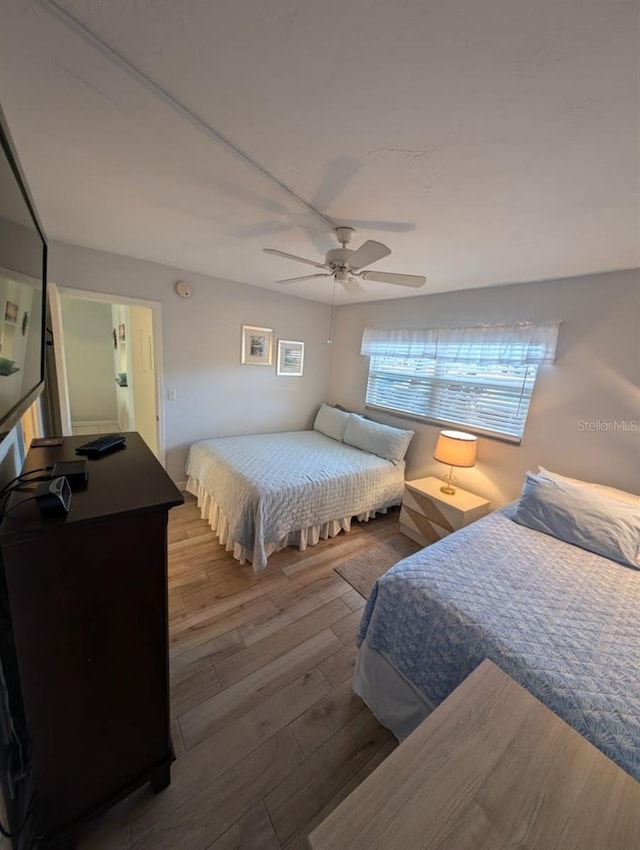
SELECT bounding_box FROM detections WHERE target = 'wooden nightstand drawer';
[400,476,490,547]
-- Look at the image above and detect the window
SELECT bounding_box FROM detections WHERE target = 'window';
[361,323,559,442]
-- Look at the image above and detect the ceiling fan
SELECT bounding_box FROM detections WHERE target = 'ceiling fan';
[263,227,426,296]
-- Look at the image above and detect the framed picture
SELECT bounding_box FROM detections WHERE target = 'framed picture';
[4,301,18,323]
[118,323,126,342]
[241,325,273,366]
[276,339,305,376]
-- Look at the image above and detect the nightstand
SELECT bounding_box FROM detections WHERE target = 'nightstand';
[399,475,490,547]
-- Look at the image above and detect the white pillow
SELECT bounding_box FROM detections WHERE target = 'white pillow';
[515,472,640,569]
[538,467,640,506]
[343,415,414,463]
[313,403,350,442]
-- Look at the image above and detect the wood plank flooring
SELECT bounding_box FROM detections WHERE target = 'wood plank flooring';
[77,495,417,850]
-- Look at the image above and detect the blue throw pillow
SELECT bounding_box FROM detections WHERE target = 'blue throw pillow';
[514,472,640,569]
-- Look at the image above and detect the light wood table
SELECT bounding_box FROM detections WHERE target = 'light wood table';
[308,660,640,850]
[400,476,490,547]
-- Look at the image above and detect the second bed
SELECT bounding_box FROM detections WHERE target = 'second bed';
[186,429,406,570]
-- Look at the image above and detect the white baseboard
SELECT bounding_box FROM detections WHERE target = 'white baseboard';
[72,419,120,429]
[175,480,188,491]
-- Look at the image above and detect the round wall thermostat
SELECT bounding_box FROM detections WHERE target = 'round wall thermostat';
[175,280,193,298]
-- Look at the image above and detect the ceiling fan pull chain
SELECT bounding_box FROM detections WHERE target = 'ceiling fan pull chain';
[327,278,337,345]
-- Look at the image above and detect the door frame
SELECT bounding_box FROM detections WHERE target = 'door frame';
[49,284,166,466]
[47,281,72,436]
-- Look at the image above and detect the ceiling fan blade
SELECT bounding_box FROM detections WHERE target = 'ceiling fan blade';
[347,240,391,270]
[210,176,289,216]
[360,271,427,288]
[263,248,327,270]
[299,224,335,255]
[342,278,366,297]
[276,273,332,284]
[310,157,361,211]
[348,219,416,233]
[230,221,293,239]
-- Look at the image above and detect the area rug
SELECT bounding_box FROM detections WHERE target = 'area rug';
[334,537,420,599]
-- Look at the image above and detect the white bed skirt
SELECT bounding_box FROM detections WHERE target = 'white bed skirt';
[353,638,434,740]
[186,475,388,570]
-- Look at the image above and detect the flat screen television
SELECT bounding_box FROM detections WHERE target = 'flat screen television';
[0,101,47,442]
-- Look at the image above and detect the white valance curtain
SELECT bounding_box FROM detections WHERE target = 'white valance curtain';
[360,322,560,365]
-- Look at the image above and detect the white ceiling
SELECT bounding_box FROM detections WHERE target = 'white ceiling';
[0,0,637,304]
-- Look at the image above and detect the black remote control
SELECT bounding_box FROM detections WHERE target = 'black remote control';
[76,434,126,458]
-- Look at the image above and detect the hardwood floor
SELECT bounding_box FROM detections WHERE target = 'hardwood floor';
[77,495,417,850]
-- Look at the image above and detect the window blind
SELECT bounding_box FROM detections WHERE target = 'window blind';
[362,323,559,441]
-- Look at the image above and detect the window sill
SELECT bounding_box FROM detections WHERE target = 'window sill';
[364,404,522,445]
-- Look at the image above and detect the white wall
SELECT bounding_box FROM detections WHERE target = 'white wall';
[329,269,640,507]
[48,241,333,481]
[61,297,118,423]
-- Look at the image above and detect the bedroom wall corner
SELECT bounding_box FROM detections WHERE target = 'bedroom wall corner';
[47,241,333,482]
[328,268,640,508]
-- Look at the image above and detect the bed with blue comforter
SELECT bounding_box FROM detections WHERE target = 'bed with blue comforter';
[186,430,405,571]
[357,503,640,781]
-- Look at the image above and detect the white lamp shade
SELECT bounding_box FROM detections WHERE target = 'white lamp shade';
[433,430,477,468]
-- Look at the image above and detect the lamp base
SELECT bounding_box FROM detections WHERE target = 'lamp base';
[440,465,457,495]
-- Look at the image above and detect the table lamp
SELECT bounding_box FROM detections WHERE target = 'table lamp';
[433,430,477,495]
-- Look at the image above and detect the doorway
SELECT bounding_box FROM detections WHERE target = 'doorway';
[48,285,164,463]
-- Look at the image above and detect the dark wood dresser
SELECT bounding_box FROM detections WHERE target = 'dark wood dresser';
[0,433,183,848]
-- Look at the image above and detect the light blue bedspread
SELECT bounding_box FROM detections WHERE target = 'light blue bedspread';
[359,504,640,780]
[186,431,404,570]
